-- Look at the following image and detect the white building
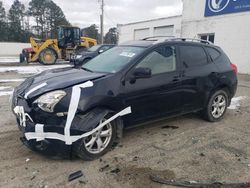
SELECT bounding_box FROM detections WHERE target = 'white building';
[117,15,182,43]
[117,0,250,73]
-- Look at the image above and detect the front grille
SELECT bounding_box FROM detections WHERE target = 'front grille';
[12,77,34,111]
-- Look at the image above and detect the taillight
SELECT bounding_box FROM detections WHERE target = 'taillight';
[230,63,238,74]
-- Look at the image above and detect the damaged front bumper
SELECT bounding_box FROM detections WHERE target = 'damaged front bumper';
[14,107,79,158]
[13,105,109,158]
[11,81,97,157]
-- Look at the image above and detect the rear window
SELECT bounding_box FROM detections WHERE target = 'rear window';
[206,47,221,61]
[179,45,208,68]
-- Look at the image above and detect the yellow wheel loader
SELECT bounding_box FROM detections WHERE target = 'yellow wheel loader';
[20,26,97,65]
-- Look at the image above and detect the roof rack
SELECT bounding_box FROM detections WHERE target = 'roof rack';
[142,36,176,41]
[169,38,212,45]
[140,36,212,45]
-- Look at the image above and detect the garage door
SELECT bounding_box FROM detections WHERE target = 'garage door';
[134,28,150,40]
[154,25,174,36]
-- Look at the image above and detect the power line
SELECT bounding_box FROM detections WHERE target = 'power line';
[104,11,117,26]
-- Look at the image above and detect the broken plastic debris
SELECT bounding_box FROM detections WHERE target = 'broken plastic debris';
[110,168,120,174]
[161,125,179,129]
[68,170,83,182]
[25,158,30,162]
[150,175,250,187]
[99,164,110,172]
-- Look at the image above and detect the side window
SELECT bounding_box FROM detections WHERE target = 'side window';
[179,45,208,68]
[136,46,176,75]
[205,47,221,61]
[99,46,112,52]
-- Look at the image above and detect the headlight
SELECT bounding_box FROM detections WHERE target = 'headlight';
[33,90,66,113]
[76,55,82,59]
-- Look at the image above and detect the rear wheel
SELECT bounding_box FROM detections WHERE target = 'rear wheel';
[19,53,25,63]
[39,48,57,65]
[202,89,229,122]
[73,115,119,160]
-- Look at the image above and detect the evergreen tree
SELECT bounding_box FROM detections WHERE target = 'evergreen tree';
[104,27,118,44]
[46,0,70,38]
[8,0,25,42]
[0,1,7,41]
[0,0,70,42]
[28,0,48,38]
[29,0,70,39]
[82,24,100,43]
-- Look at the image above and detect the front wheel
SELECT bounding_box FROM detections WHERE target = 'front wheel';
[39,48,57,65]
[73,116,120,160]
[202,89,229,122]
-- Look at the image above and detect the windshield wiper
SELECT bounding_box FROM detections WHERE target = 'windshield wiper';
[81,67,93,72]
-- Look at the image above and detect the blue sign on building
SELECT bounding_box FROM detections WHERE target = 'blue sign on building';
[205,0,250,17]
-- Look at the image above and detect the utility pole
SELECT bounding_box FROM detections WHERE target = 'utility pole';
[100,0,104,44]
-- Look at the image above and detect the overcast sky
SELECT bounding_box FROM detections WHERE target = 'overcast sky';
[2,0,183,33]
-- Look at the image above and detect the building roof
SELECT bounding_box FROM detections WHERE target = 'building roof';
[117,15,182,27]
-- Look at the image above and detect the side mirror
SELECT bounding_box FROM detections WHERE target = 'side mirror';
[133,67,152,79]
[98,49,104,54]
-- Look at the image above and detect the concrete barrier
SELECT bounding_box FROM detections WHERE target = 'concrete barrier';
[0,42,31,57]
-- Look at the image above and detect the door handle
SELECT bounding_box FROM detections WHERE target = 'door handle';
[172,76,180,82]
[172,78,180,82]
[211,72,219,76]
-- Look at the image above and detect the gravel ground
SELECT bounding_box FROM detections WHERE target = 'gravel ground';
[0,65,249,188]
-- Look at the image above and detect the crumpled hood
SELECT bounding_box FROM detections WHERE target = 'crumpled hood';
[20,67,106,99]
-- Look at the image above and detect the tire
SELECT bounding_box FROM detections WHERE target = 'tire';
[19,53,25,63]
[202,89,229,122]
[39,48,57,65]
[73,114,121,160]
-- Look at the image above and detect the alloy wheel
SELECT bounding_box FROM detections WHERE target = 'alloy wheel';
[211,94,226,119]
[83,119,112,154]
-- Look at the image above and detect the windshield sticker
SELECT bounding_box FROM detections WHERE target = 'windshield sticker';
[119,52,136,58]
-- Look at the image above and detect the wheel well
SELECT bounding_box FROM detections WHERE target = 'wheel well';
[213,85,231,98]
[207,85,231,107]
[82,57,92,62]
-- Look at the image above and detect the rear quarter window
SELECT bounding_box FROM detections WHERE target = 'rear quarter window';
[205,47,221,61]
[179,45,208,68]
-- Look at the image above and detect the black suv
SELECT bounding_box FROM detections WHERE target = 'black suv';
[12,37,237,160]
[70,44,115,67]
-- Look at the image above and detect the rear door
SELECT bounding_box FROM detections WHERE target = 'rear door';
[178,44,218,112]
[121,45,183,125]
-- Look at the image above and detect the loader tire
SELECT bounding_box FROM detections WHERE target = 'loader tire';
[39,48,57,65]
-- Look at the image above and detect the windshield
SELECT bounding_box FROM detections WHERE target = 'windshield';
[82,46,144,73]
[88,45,101,52]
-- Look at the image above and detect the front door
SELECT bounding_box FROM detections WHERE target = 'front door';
[121,45,182,125]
